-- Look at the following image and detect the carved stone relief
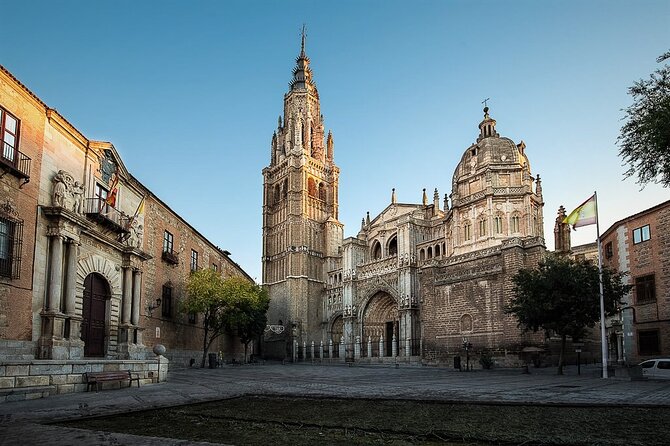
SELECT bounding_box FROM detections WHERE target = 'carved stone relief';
[52,170,85,215]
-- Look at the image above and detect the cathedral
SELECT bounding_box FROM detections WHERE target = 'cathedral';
[262,35,546,365]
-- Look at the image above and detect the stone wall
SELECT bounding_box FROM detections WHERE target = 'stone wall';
[0,357,168,403]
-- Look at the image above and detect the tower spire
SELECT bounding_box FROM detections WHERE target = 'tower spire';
[301,24,306,57]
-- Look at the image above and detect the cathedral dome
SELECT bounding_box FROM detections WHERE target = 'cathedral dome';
[451,107,531,202]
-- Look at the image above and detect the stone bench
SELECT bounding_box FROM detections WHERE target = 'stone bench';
[84,370,140,392]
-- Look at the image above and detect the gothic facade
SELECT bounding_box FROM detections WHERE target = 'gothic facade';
[263,38,547,364]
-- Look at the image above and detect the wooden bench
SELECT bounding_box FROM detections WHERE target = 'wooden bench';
[84,370,140,392]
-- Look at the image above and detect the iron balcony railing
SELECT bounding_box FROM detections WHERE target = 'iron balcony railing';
[84,198,130,233]
[162,249,179,265]
[1,143,31,180]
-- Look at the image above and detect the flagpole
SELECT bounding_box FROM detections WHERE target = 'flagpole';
[594,191,608,379]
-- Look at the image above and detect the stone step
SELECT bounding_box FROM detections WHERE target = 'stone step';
[0,385,56,403]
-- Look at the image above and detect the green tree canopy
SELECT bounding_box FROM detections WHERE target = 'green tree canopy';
[221,277,270,362]
[618,50,670,187]
[506,254,631,374]
[183,271,269,367]
[183,268,227,368]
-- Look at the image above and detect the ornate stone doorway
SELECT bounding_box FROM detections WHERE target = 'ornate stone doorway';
[362,292,398,356]
[82,273,109,357]
[330,315,343,343]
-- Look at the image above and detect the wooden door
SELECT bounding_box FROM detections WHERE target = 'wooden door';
[82,273,108,357]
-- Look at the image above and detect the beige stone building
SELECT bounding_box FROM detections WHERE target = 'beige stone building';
[0,65,252,400]
[262,39,546,364]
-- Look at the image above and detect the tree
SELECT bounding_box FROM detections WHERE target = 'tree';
[506,254,631,374]
[221,277,270,363]
[183,268,227,368]
[618,50,670,187]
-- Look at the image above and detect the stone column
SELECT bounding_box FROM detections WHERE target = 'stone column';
[48,236,64,311]
[131,270,141,326]
[367,336,372,358]
[319,341,324,360]
[122,267,132,325]
[354,335,361,359]
[392,333,397,357]
[64,240,78,315]
[339,337,345,360]
[328,339,333,359]
[379,335,385,357]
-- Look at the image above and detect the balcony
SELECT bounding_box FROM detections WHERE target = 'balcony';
[0,144,31,185]
[161,249,179,265]
[83,198,130,234]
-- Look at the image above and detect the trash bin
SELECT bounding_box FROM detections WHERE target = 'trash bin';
[454,356,461,370]
[208,353,217,369]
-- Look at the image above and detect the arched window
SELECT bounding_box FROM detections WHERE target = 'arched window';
[318,182,326,201]
[273,185,280,204]
[283,179,288,199]
[479,219,487,238]
[372,241,382,260]
[419,249,425,261]
[435,244,441,257]
[494,216,503,234]
[427,246,433,258]
[307,177,317,197]
[388,235,398,256]
[463,221,472,241]
[460,314,473,332]
[511,215,520,233]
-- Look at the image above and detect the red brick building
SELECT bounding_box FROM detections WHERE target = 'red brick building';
[600,200,670,364]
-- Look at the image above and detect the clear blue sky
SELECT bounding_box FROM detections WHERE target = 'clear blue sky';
[2,1,669,280]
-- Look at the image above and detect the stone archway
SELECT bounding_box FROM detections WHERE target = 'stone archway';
[330,315,343,343]
[362,291,398,357]
[76,254,123,358]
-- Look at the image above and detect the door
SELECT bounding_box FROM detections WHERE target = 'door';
[385,321,393,357]
[82,273,109,357]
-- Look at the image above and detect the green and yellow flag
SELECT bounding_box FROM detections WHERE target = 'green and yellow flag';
[563,194,597,229]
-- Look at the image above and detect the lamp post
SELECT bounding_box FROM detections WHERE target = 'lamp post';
[462,338,473,371]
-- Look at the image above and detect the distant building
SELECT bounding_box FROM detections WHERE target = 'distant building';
[0,65,252,398]
[262,36,546,365]
[600,200,670,364]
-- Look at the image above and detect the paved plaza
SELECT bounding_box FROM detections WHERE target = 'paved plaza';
[1,363,669,445]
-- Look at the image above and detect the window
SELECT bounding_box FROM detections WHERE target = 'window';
[478,219,487,238]
[161,285,172,318]
[0,217,15,278]
[463,223,471,241]
[372,241,382,260]
[0,213,22,279]
[635,275,656,303]
[511,215,520,233]
[188,312,197,324]
[388,236,398,256]
[605,242,613,259]
[0,106,19,165]
[163,230,173,253]
[191,249,198,271]
[638,330,660,356]
[658,361,670,370]
[494,216,503,234]
[633,225,650,244]
[212,263,218,272]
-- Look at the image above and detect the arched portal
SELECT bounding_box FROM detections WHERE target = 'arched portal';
[330,315,343,343]
[82,273,110,357]
[362,292,398,357]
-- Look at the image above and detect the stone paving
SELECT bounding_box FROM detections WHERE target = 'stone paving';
[1,362,669,445]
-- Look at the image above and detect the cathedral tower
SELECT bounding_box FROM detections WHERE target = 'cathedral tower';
[262,31,343,343]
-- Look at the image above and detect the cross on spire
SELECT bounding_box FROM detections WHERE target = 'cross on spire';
[481,97,490,108]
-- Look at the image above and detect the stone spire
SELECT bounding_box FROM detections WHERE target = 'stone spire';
[289,26,316,93]
[554,206,571,253]
[422,188,428,206]
[535,174,543,198]
[391,188,397,204]
[444,193,449,211]
[326,130,334,160]
[477,106,499,142]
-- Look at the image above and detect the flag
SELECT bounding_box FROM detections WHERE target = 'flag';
[125,196,146,231]
[563,194,597,229]
[105,173,119,207]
